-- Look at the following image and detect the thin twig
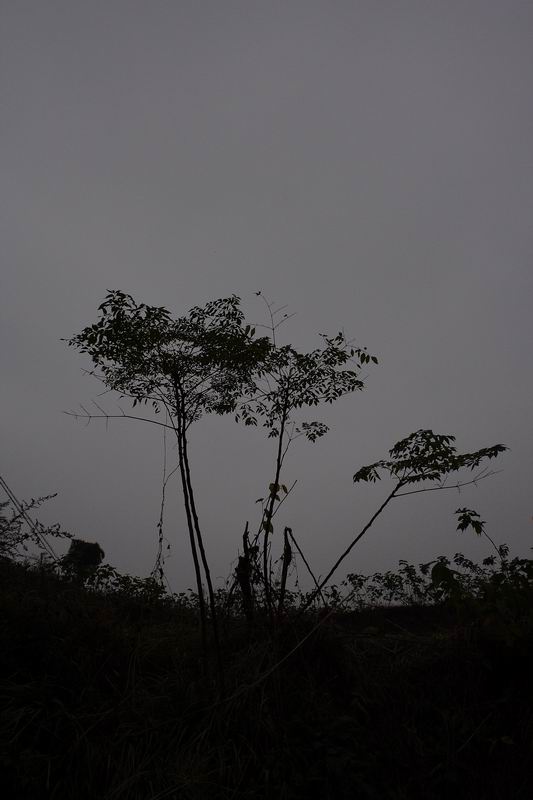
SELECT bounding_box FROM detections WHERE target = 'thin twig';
[395,470,501,498]
[287,528,327,608]
[65,409,177,432]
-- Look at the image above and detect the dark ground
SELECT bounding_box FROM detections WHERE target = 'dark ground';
[1,558,532,799]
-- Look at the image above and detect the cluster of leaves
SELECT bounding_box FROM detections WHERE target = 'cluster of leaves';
[237,331,376,441]
[85,563,163,597]
[353,429,506,486]
[66,290,271,421]
[319,547,533,617]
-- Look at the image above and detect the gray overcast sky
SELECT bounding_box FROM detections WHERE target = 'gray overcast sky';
[2,0,532,591]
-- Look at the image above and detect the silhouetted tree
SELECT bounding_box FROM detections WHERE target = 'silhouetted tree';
[66,290,270,682]
[236,294,378,615]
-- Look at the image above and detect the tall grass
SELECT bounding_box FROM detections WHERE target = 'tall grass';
[1,552,533,799]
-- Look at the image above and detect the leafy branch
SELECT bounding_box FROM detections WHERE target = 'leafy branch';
[302,430,507,609]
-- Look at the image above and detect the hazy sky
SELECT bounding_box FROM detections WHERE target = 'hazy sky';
[2,1,532,592]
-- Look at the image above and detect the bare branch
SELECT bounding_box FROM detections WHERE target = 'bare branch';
[64,408,177,432]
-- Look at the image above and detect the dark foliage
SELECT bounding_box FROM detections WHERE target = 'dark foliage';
[2,553,532,799]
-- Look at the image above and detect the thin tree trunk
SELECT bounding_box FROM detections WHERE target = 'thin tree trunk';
[277,527,292,616]
[180,407,225,691]
[175,413,208,659]
[235,522,254,625]
[263,401,288,617]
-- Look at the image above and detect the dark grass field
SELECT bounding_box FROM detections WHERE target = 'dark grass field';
[1,558,532,799]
